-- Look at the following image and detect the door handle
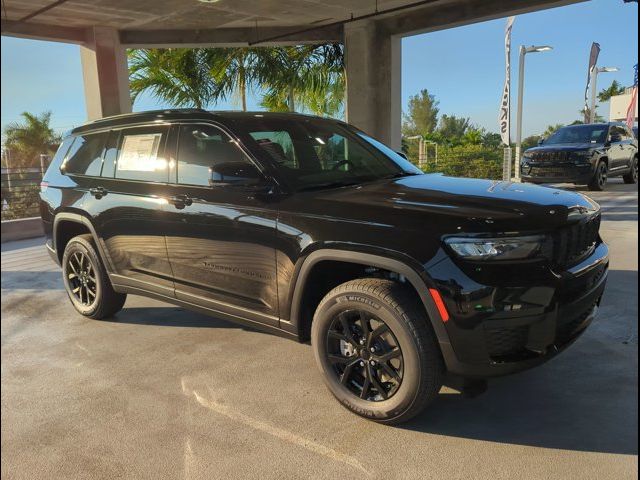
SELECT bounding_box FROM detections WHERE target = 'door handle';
[89,187,107,199]
[168,194,193,209]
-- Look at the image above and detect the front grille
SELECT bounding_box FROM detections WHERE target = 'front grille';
[531,151,572,162]
[550,214,601,267]
[529,166,574,178]
[484,325,529,357]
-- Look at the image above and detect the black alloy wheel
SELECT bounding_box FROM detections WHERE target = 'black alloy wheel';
[589,161,608,191]
[62,234,127,319]
[326,310,403,401]
[623,157,638,184]
[65,250,98,307]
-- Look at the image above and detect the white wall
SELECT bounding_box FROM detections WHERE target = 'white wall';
[609,91,639,122]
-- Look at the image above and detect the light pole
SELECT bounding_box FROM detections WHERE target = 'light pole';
[514,45,553,182]
[589,66,619,123]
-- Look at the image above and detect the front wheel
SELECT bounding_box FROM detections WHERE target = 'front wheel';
[62,234,127,319]
[623,157,638,184]
[311,278,443,424]
[588,161,608,191]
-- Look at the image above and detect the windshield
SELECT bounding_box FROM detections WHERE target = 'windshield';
[544,125,608,145]
[232,116,422,190]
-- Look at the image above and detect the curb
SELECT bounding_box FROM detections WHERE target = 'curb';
[1,217,44,243]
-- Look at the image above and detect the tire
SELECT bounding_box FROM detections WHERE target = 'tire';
[588,161,608,191]
[623,156,638,184]
[311,278,443,425]
[62,234,126,319]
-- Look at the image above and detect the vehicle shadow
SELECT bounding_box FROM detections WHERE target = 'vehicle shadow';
[400,269,638,456]
[1,271,63,290]
[104,306,261,333]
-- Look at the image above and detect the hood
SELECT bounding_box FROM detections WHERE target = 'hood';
[302,174,600,233]
[525,143,599,154]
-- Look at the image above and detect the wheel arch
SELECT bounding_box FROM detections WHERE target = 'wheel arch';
[285,249,453,355]
[53,212,113,273]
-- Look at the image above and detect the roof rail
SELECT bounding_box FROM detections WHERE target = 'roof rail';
[89,108,208,124]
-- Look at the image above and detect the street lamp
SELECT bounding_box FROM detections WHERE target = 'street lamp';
[589,66,619,123]
[514,45,553,182]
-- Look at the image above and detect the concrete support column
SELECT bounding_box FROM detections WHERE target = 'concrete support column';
[81,26,131,120]
[344,20,401,150]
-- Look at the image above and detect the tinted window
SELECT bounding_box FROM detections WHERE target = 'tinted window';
[177,124,258,186]
[115,126,169,183]
[544,125,609,145]
[101,130,120,178]
[249,131,297,168]
[50,136,75,170]
[61,132,107,176]
[609,126,626,142]
[236,117,421,190]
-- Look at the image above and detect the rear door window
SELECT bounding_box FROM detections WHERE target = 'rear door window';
[115,126,170,183]
[61,132,108,176]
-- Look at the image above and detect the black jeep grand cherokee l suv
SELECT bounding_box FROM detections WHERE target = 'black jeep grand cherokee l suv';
[40,110,608,424]
[521,122,638,190]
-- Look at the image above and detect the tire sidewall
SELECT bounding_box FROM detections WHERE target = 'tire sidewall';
[62,237,103,316]
[597,162,608,189]
[311,289,423,422]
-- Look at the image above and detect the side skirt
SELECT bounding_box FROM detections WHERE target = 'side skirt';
[111,283,299,342]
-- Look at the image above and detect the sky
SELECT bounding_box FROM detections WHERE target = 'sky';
[1,0,638,141]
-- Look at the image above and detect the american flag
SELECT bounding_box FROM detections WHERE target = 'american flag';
[626,64,638,130]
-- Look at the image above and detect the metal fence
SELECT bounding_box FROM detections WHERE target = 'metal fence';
[1,166,46,221]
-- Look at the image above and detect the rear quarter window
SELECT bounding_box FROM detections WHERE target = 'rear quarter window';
[45,136,75,178]
[61,132,108,176]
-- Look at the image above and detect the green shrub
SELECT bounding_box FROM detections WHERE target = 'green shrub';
[407,144,504,180]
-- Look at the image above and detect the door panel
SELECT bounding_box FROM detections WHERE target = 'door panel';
[164,123,279,324]
[88,126,176,296]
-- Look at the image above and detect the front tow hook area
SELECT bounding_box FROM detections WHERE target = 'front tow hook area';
[443,376,488,398]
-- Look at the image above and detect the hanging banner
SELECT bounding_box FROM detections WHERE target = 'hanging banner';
[583,42,601,123]
[499,16,516,146]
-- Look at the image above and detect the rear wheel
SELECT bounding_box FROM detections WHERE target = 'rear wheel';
[588,161,608,191]
[623,156,638,184]
[311,278,443,424]
[62,234,126,319]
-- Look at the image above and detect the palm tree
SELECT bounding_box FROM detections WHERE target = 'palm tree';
[209,48,265,111]
[543,124,564,137]
[3,111,60,167]
[128,45,345,117]
[598,80,626,103]
[129,48,222,109]
[257,44,344,115]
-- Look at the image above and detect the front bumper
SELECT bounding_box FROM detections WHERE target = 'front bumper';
[428,242,609,378]
[520,163,595,184]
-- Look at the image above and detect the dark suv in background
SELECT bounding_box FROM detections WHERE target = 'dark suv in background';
[40,110,608,424]
[521,122,638,190]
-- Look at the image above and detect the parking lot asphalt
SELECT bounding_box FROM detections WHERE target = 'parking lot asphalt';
[1,180,637,480]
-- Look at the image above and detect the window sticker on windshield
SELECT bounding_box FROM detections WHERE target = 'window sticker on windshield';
[117,133,164,172]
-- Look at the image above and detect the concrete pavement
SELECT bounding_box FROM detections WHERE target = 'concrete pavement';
[1,180,637,480]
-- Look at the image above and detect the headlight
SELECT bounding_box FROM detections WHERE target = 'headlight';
[444,235,545,261]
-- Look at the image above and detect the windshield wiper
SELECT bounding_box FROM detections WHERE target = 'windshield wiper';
[297,181,362,192]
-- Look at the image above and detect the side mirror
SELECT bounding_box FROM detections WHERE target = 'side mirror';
[537,138,545,146]
[396,150,408,160]
[209,162,264,187]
